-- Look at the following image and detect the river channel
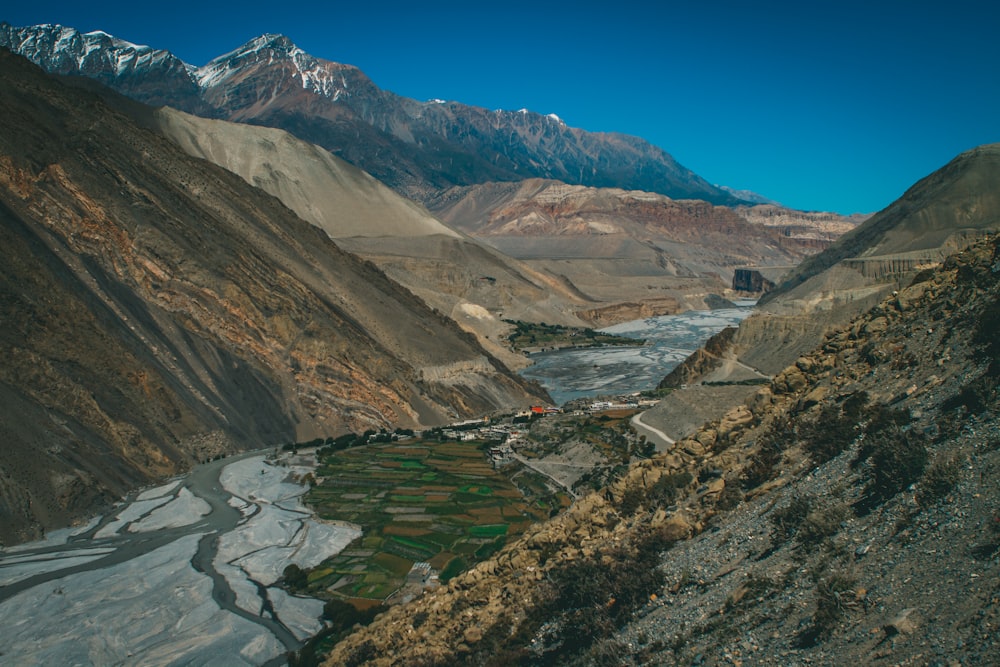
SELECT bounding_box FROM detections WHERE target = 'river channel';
[0,449,359,666]
[519,301,756,405]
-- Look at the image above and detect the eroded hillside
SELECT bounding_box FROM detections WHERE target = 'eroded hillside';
[321,234,999,666]
[661,143,1000,397]
[145,108,594,367]
[427,179,856,324]
[0,51,546,545]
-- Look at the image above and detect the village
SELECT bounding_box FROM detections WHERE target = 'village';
[417,394,662,471]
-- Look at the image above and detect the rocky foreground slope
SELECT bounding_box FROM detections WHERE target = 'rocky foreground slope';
[0,51,546,545]
[321,234,999,666]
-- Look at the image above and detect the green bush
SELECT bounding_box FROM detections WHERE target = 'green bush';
[796,570,859,647]
[801,399,864,465]
[742,415,796,489]
[797,504,847,550]
[854,425,927,514]
[868,427,927,497]
[770,495,814,540]
[742,438,784,489]
[919,454,962,503]
[645,472,694,509]
[811,571,858,639]
[619,484,645,515]
[283,563,308,592]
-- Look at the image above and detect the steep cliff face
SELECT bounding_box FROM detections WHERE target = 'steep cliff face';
[0,51,546,545]
[731,268,777,293]
[733,203,867,240]
[321,234,999,667]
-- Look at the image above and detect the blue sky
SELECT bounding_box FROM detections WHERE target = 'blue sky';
[4,1,998,214]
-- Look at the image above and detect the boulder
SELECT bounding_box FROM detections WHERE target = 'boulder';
[718,405,754,439]
[795,356,816,373]
[774,367,808,394]
[884,608,921,636]
[659,514,694,541]
[695,429,718,449]
[746,387,774,414]
[681,439,707,457]
[864,316,889,334]
[799,385,830,409]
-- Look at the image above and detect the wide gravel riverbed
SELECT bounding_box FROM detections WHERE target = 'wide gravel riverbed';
[519,301,756,405]
[0,449,359,666]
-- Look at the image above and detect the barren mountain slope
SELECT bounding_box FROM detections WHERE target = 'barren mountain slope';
[427,179,851,322]
[659,144,1000,394]
[321,233,999,667]
[147,108,592,365]
[150,107,458,239]
[0,51,546,545]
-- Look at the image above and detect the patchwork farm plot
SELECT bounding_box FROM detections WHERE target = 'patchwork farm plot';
[303,438,569,605]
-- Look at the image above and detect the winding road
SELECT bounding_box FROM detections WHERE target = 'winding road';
[631,411,676,448]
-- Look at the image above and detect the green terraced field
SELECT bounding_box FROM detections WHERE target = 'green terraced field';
[303,437,567,606]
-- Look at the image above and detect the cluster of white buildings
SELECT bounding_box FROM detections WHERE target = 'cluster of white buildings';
[587,398,657,412]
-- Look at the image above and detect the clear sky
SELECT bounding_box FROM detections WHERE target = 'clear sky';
[4,1,998,214]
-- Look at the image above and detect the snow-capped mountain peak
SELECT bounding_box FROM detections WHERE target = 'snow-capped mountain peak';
[193,33,358,101]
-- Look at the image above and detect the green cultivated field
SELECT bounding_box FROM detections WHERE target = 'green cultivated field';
[304,438,569,605]
[504,319,646,351]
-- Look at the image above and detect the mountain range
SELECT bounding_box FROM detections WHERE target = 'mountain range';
[1,22,869,336]
[0,22,743,205]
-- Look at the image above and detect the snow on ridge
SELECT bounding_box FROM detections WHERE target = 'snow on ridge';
[2,24,187,79]
[196,33,289,79]
[194,33,351,100]
[7,23,356,101]
[82,29,147,52]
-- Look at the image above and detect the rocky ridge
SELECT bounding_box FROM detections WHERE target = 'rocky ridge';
[0,23,740,206]
[321,234,999,666]
[733,204,867,241]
